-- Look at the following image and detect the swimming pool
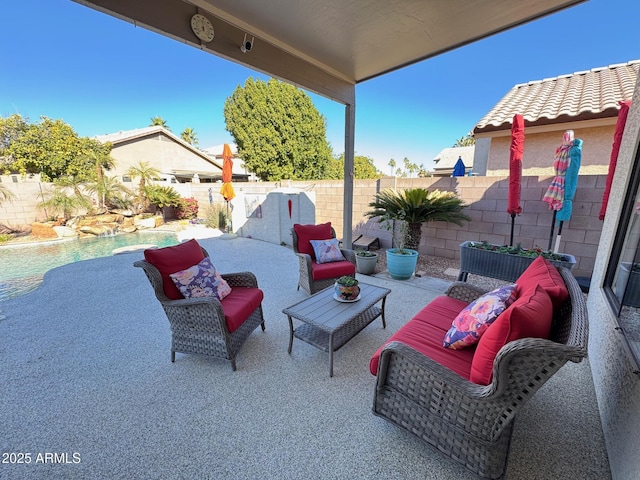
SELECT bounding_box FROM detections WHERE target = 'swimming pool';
[0,231,179,301]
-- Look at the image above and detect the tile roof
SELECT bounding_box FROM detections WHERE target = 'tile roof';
[474,60,640,134]
[433,146,475,170]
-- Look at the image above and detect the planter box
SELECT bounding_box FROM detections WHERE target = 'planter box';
[458,241,576,283]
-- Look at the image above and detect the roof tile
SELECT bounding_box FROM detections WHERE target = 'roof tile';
[474,60,640,133]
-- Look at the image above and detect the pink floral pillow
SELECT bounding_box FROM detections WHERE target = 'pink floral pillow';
[169,257,232,301]
[443,284,517,349]
[309,238,346,264]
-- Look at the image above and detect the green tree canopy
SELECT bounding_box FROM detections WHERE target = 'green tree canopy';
[453,134,475,147]
[150,116,170,130]
[324,153,381,179]
[223,78,332,181]
[181,127,198,146]
[0,114,112,181]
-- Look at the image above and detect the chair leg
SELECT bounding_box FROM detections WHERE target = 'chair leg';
[230,358,237,371]
[261,322,266,331]
[171,351,176,362]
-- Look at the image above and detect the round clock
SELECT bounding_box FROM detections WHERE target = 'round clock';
[190,13,214,43]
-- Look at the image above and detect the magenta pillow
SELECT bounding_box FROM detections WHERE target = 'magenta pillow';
[470,284,553,385]
[310,238,346,264]
[293,223,332,260]
[443,284,516,349]
[143,239,205,299]
[169,257,232,301]
[515,256,568,309]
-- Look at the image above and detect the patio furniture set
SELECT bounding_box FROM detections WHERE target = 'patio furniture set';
[134,224,588,480]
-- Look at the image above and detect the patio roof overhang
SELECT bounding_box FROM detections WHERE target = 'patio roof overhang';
[72,0,587,245]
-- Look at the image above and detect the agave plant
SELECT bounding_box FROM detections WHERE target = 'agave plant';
[365,188,470,251]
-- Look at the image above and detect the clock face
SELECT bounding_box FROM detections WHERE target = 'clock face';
[190,14,214,43]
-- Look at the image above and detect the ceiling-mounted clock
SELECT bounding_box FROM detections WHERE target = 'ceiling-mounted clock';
[190,13,214,43]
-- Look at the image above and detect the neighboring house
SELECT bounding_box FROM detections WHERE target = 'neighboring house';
[94,126,225,184]
[473,60,640,176]
[432,146,474,176]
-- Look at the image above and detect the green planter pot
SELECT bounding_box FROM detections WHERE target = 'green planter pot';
[386,248,419,280]
[458,241,576,282]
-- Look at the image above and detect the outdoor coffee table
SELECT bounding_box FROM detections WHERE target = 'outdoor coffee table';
[283,283,391,377]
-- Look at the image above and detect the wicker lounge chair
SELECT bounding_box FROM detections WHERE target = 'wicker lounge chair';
[134,244,265,371]
[372,267,588,479]
[291,223,356,294]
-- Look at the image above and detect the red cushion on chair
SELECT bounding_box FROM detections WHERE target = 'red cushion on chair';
[370,296,474,377]
[220,287,264,333]
[470,284,553,385]
[515,256,568,309]
[311,260,355,280]
[144,239,205,299]
[294,223,332,260]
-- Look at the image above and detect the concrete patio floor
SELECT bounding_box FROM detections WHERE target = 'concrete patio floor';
[0,233,610,479]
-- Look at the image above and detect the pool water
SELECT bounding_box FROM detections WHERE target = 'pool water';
[0,232,179,301]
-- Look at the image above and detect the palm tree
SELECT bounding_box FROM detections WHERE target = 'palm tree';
[87,175,133,211]
[150,116,170,131]
[365,188,470,251]
[181,128,198,146]
[38,184,92,220]
[388,158,396,176]
[453,134,475,147]
[127,161,161,213]
[0,183,16,206]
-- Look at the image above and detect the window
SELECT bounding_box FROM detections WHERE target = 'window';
[604,143,640,372]
[122,175,131,182]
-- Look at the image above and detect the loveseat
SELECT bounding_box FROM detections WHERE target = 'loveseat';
[370,257,588,479]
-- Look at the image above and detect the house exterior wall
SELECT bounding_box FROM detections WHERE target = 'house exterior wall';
[109,134,222,181]
[586,84,640,480]
[477,121,617,177]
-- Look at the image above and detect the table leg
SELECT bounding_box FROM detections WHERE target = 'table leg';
[287,315,294,354]
[329,333,334,377]
[381,296,387,328]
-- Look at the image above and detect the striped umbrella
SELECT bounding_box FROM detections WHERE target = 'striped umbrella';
[543,130,574,250]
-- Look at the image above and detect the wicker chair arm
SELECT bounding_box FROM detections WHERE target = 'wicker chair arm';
[340,248,357,264]
[222,271,259,288]
[445,282,489,303]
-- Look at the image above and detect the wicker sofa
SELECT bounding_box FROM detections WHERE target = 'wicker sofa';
[370,259,588,479]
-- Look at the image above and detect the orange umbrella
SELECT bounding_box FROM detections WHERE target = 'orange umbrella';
[220,144,235,201]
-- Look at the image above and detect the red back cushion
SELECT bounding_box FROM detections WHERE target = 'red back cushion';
[144,239,205,299]
[515,256,568,309]
[293,223,332,260]
[470,284,553,385]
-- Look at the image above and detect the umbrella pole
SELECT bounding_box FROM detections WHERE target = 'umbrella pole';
[510,214,516,246]
[548,210,557,251]
[554,221,564,253]
[226,200,230,233]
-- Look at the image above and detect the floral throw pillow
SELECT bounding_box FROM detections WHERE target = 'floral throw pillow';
[443,284,517,349]
[309,238,346,264]
[169,257,232,301]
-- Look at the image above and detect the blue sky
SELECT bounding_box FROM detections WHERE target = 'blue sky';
[2,0,640,175]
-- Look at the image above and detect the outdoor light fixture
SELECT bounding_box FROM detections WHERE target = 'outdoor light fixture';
[240,33,254,53]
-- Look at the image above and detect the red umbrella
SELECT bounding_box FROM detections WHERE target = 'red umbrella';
[600,100,632,220]
[543,130,574,249]
[219,144,235,232]
[507,114,524,245]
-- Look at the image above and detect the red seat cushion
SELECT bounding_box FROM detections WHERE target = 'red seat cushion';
[143,239,205,299]
[294,223,332,260]
[220,287,264,333]
[470,284,553,385]
[370,295,474,378]
[311,260,355,280]
[515,256,568,309]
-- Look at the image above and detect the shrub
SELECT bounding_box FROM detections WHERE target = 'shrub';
[202,203,227,229]
[176,197,199,220]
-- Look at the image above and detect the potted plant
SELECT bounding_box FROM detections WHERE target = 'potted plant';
[334,275,360,300]
[365,188,470,280]
[355,250,379,275]
[458,240,576,282]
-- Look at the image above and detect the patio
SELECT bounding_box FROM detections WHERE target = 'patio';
[0,235,610,479]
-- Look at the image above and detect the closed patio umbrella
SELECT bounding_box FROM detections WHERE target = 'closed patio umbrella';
[554,138,582,252]
[220,144,235,232]
[600,100,632,220]
[507,114,524,245]
[452,157,466,176]
[543,130,574,250]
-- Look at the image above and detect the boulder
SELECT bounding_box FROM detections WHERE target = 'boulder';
[53,226,78,238]
[31,222,58,239]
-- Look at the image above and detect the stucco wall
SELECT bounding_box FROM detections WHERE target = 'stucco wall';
[587,85,640,479]
[480,121,616,177]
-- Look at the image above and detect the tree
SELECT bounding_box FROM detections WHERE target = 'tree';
[150,116,170,130]
[324,154,380,179]
[0,183,16,206]
[388,158,396,176]
[38,182,92,220]
[453,133,475,147]
[181,128,198,146]
[127,161,160,213]
[224,77,332,181]
[86,175,133,211]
